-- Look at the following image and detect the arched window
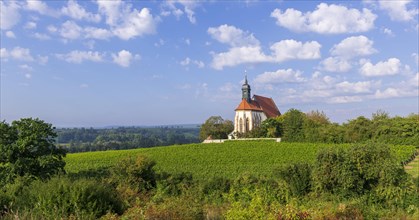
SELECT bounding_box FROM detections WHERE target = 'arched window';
[239,118,243,133]
[245,118,249,132]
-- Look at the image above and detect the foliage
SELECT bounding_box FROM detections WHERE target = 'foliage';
[57,126,200,153]
[200,116,234,140]
[2,176,124,219]
[313,143,412,198]
[0,118,66,187]
[109,155,157,193]
[274,163,312,197]
[279,109,305,142]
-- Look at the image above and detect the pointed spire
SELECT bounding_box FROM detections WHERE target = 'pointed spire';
[244,70,248,84]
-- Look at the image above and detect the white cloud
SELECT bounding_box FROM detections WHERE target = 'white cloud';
[210,31,321,70]
[56,50,104,63]
[360,58,402,77]
[211,46,270,70]
[0,47,34,61]
[59,20,82,40]
[25,0,60,17]
[33,33,50,40]
[270,40,321,61]
[271,3,376,34]
[84,27,112,40]
[335,81,374,93]
[207,24,259,47]
[61,0,101,23]
[330,35,376,58]
[320,57,352,72]
[47,25,58,33]
[180,57,204,68]
[6,31,16,38]
[161,0,198,24]
[373,88,413,99]
[112,50,140,67]
[378,0,418,21]
[328,96,363,103]
[97,1,158,40]
[254,69,306,84]
[0,1,21,30]
[382,28,394,36]
[24,21,37,29]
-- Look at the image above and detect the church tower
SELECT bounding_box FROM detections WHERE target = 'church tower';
[242,75,251,102]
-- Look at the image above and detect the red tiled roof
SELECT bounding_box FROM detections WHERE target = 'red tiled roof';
[253,95,281,118]
[235,99,263,111]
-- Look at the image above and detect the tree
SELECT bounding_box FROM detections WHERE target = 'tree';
[0,118,66,186]
[280,109,306,142]
[199,116,234,141]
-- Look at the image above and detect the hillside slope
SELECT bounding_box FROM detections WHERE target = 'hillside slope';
[65,141,416,180]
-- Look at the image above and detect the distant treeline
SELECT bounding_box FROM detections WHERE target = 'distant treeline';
[56,126,200,153]
[239,109,419,146]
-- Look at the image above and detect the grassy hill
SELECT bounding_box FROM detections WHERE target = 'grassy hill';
[65,141,416,180]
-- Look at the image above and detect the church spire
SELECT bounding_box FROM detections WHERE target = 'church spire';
[242,73,251,102]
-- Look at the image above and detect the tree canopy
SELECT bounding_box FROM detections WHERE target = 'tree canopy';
[199,116,234,141]
[0,118,66,186]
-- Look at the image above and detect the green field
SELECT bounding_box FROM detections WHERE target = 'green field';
[65,141,417,180]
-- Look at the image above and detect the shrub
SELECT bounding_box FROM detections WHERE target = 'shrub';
[313,143,413,200]
[274,163,312,197]
[109,155,157,193]
[7,176,124,219]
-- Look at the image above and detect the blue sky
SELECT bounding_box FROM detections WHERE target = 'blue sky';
[1,0,418,127]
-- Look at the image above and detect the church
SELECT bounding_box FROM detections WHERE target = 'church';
[230,76,281,137]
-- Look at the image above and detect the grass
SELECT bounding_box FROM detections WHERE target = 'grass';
[65,141,417,181]
[405,150,419,178]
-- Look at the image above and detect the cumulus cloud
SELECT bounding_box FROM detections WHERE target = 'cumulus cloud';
[320,35,376,73]
[254,69,306,85]
[335,81,374,93]
[211,46,270,70]
[112,50,141,67]
[6,31,16,38]
[61,0,101,23]
[320,57,352,72]
[84,27,112,40]
[24,0,60,17]
[270,40,321,61]
[0,47,34,61]
[56,50,104,63]
[180,57,205,68]
[330,35,376,58]
[0,1,21,30]
[208,24,259,47]
[161,0,199,24]
[59,20,82,40]
[97,1,158,40]
[271,3,376,34]
[24,21,37,29]
[378,0,418,21]
[359,58,402,77]
[209,25,322,70]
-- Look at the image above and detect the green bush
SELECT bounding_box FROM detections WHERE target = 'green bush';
[109,155,157,193]
[313,143,413,200]
[24,177,124,219]
[274,163,312,197]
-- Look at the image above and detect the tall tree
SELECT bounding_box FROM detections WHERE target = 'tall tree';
[199,116,234,141]
[0,118,66,186]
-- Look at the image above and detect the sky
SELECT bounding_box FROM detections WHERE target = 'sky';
[0,0,418,127]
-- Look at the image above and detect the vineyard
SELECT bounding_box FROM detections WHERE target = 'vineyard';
[65,141,416,180]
